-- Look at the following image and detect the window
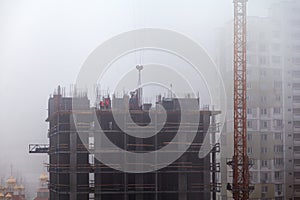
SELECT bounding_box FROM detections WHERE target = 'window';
[247,82,252,89]
[247,108,252,114]
[247,134,252,141]
[261,160,268,167]
[295,121,300,128]
[247,42,255,51]
[250,172,257,182]
[275,184,283,193]
[262,186,268,193]
[259,56,268,65]
[261,173,270,183]
[273,107,281,114]
[273,70,281,76]
[247,120,253,128]
[295,134,300,141]
[274,120,283,128]
[295,172,300,179]
[261,147,268,154]
[272,56,281,64]
[259,32,266,39]
[259,44,267,52]
[295,184,300,193]
[294,45,300,52]
[260,108,267,115]
[294,159,300,167]
[293,96,300,103]
[246,69,252,75]
[260,69,267,76]
[247,55,256,65]
[275,95,281,102]
[293,83,300,90]
[274,81,282,89]
[294,146,300,153]
[264,121,268,128]
[274,171,283,180]
[261,96,267,103]
[251,159,257,168]
[294,108,300,116]
[274,145,283,153]
[274,132,282,140]
[293,71,300,78]
[292,57,300,65]
[272,43,281,51]
[248,147,253,154]
[247,95,251,103]
[261,134,268,141]
[261,121,268,129]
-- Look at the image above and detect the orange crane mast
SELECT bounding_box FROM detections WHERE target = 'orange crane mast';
[228,0,251,199]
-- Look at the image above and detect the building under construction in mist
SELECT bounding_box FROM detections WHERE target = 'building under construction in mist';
[30,82,220,200]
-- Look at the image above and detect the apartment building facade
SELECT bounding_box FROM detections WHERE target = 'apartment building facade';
[216,1,300,199]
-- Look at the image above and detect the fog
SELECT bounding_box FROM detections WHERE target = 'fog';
[0,0,282,198]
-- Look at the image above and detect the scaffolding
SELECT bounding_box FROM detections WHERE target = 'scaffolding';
[30,86,221,200]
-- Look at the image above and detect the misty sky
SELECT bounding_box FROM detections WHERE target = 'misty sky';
[0,0,283,197]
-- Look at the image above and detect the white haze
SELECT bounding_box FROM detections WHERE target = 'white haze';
[0,0,282,198]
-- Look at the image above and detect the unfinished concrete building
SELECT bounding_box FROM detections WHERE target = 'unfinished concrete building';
[34,85,220,200]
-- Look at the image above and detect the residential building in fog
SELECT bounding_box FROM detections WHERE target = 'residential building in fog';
[216,1,300,199]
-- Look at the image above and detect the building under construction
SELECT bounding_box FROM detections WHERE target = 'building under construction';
[30,84,220,200]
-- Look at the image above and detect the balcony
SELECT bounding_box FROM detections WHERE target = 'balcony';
[275,191,283,197]
[295,177,300,183]
[274,164,284,170]
[292,74,300,81]
[293,90,300,95]
[294,153,300,159]
[294,102,300,109]
[294,114,300,121]
[294,188,300,195]
[294,140,300,146]
[295,164,300,170]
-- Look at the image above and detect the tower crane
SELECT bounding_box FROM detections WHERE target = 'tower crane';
[227,0,252,199]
